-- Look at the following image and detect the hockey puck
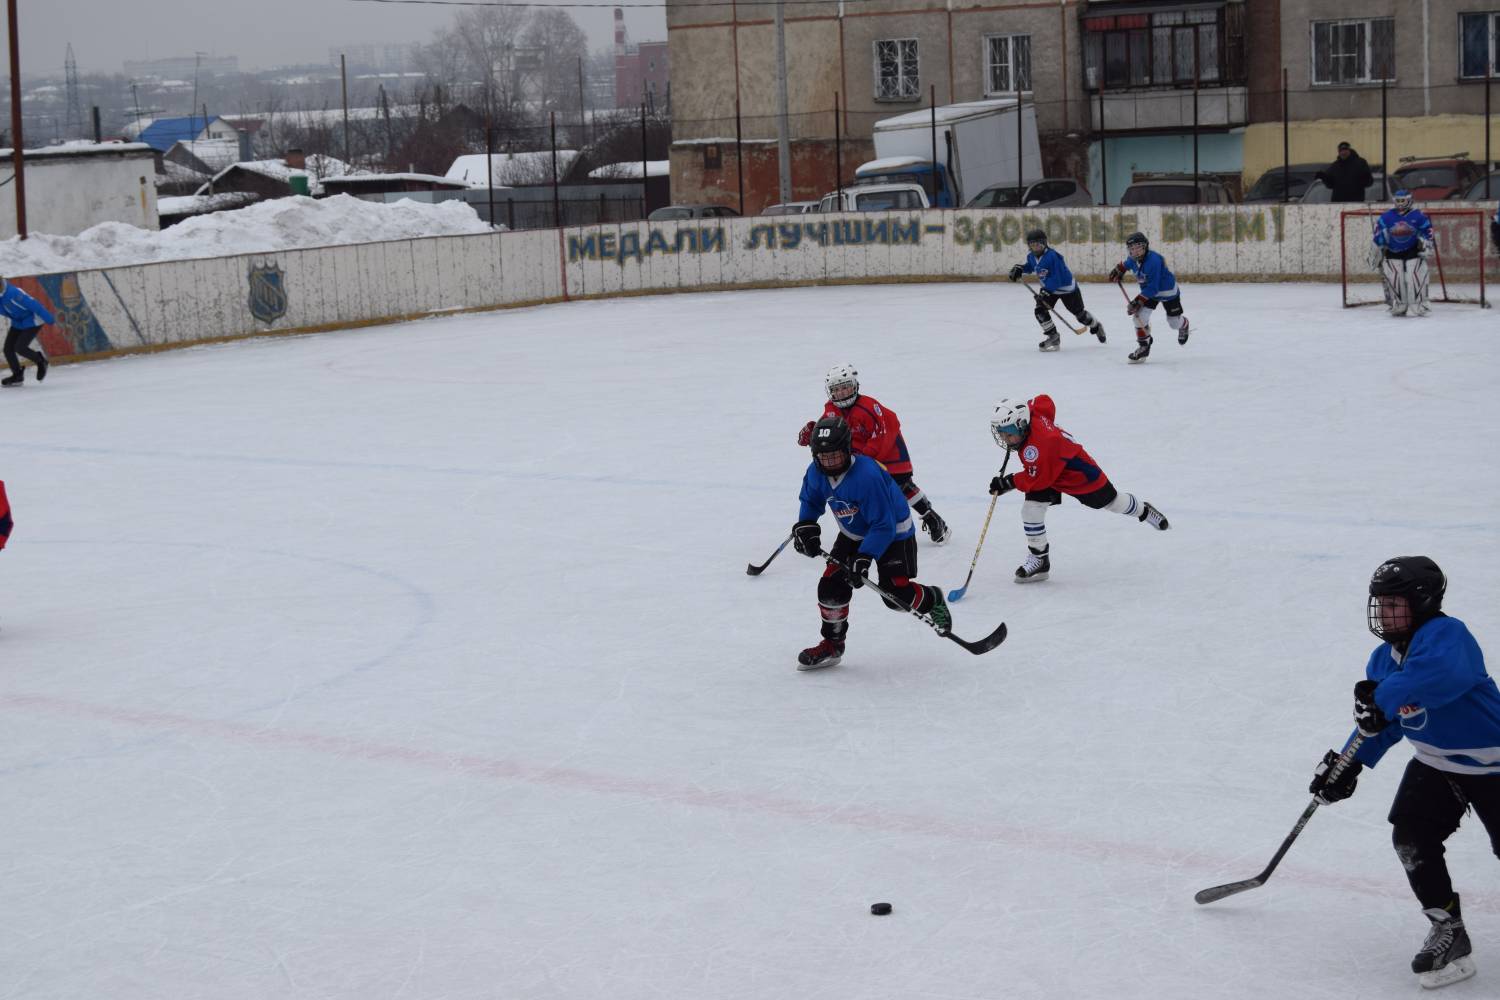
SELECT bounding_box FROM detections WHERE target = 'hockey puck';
[870,902,893,916]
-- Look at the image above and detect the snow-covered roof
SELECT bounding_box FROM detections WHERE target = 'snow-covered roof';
[855,155,931,174]
[446,151,580,188]
[0,141,153,159]
[874,99,1020,131]
[588,160,669,180]
[158,191,260,216]
[170,138,240,171]
[197,154,354,196]
[323,172,467,186]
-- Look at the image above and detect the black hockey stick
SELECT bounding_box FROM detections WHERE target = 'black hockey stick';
[948,449,1011,603]
[746,533,793,576]
[1016,278,1086,334]
[1194,734,1365,905]
[826,555,1008,655]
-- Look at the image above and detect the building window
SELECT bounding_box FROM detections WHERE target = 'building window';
[1312,18,1395,85]
[984,34,1032,94]
[1083,6,1234,91]
[874,38,919,101]
[1460,12,1500,78]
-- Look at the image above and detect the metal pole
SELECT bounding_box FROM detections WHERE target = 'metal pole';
[92,105,101,143]
[8,0,27,239]
[835,91,842,204]
[578,56,587,148]
[1281,68,1289,203]
[1381,78,1388,192]
[1192,49,1200,196]
[734,94,744,215]
[1098,86,1107,205]
[1485,66,1492,199]
[640,102,649,210]
[1016,89,1024,206]
[551,111,561,228]
[774,0,792,203]
[931,85,940,205]
[486,123,496,228]
[341,54,351,166]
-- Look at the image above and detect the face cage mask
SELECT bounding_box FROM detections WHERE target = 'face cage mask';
[815,449,851,475]
[991,422,1026,450]
[1128,243,1149,261]
[1395,197,1413,214]
[1367,593,1415,643]
[827,380,858,408]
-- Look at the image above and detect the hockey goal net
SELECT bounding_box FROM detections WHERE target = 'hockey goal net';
[1340,208,1490,308]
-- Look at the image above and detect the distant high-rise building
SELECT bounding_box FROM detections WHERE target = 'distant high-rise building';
[124,54,239,80]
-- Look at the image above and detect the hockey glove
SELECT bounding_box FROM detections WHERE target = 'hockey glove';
[1309,748,1363,805]
[1418,239,1434,260]
[1008,264,1024,282]
[843,554,872,589]
[1353,679,1390,736]
[1107,263,1127,283]
[796,420,816,447]
[989,474,1016,496]
[1126,295,1148,317]
[791,519,822,558]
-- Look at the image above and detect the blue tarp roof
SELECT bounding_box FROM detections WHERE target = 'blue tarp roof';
[139,116,219,152]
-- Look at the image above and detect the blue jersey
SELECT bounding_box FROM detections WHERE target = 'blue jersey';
[0,282,55,330]
[1350,616,1500,776]
[1022,247,1076,294]
[797,453,915,558]
[1123,250,1178,300]
[1374,208,1433,254]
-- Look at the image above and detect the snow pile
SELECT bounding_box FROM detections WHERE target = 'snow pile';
[0,195,495,277]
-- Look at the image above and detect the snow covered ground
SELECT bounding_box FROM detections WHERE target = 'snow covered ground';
[0,195,493,277]
[0,281,1496,1000]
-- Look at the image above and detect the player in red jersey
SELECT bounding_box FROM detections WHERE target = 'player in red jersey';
[987,394,1168,582]
[797,364,950,544]
[0,479,10,551]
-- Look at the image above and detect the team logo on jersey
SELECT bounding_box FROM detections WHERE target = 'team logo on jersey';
[1390,221,1415,240]
[828,499,860,522]
[1398,704,1428,728]
[1022,445,1039,463]
[248,262,288,324]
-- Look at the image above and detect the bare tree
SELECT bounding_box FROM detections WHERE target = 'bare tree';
[523,10,589,115]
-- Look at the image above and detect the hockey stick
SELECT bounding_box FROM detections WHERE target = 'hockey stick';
[826,555,1008,655]
[1428,238,1448,303]
[1018,279,1086,335]
[1194,734,1366,905]
[746,533,794,576]
[948,450,1012,602]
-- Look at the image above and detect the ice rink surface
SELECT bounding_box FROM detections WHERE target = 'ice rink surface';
[1,281,1497,999]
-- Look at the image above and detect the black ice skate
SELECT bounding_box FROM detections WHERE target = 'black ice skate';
[1127,335,1153,364]
[1038,331,1060,352]
[1090,320,1106,343]
[1015,545,1050,583]
[1413,899,1476,988]
[1,373,22,387]
[797,639,844,671]
[1177,318,1191,345]
[921,509,951,545]
[1137,502,1170,530]
[35,350,48,381]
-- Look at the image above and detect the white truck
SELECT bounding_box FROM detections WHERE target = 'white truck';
[816,182,930,213]
[854,99,1042,208]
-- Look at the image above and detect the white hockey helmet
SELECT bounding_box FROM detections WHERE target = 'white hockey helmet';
[824,364,860,408]
[990,399,1030,449]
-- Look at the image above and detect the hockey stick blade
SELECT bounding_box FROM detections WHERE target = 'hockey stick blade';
[944,621,1008,655]
[1194,878,1264,905]
[946,580,973,602]
[746,535,793,576]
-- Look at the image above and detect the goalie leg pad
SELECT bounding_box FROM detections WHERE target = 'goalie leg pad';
[1411,256,1430,315]
[1384,258,1408,315]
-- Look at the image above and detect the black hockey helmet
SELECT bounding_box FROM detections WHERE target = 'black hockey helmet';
[1126,231,1150,259]
[1367,556,1446,643]
[809,415,854,476]
[1025,228,1048,249]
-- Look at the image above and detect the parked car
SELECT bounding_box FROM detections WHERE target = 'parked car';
[816,183,931,213]
[1299,171,1391,204]
[1459,172,1500,201]
[761,201,818,216]
[1241,163,1326,203]
[647,204,741,221]
[1391,157,1488,201]
[965,178,1093,209]
[1118,178,1235,206]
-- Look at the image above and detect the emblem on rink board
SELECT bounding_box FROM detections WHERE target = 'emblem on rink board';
[248,262,288,324]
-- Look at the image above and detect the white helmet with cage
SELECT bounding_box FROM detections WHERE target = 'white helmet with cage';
[990,398,1031,450]
[824,364,860,408]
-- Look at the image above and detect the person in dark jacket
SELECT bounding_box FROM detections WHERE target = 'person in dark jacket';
[1316,141,1375,203]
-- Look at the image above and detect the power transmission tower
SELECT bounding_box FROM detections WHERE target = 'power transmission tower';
[64,43,85,139]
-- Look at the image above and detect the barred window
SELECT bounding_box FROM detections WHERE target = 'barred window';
[1312,18,1395,85]
[984,34,1032,94]
[1459,12,1500,79]
[874,38,919,101]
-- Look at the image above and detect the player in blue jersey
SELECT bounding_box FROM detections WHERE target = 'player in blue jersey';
[1372,190,1436,317]
[1107,232,1189,364]
[0,276,56,387]
[1308,557,1498,989]
[790,415,951,670]
[1007,228,1106,352]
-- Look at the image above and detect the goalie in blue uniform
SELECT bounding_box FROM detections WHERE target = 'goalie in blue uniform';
[1372,190,1435,317]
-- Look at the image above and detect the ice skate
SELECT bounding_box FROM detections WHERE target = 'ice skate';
[1014,545,1050,583]
[1413,901,1472,977]
[1,373,22,387]
[1090,319,1106,343]
[925,590,952,635]
[1038,331,1060,352]
[1137,501,1169,530]
[921,509,951,545]
[1177,317,1191,345]
[35,350,48,381]
[797,639,844,671]
[1127,335,1153,364]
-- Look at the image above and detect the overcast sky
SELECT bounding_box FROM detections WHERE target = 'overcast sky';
[6,0,667,75]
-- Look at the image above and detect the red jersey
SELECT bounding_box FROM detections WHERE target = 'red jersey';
[0,480,11,550]
[820,393,913,475]
[1009,395,1111,496]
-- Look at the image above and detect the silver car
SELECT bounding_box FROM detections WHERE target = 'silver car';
[966,178,1093,209]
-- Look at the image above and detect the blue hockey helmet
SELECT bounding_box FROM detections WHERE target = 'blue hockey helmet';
[1393,189,1414,213]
